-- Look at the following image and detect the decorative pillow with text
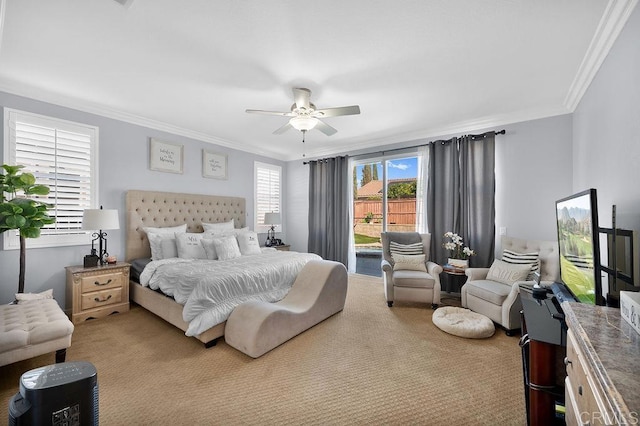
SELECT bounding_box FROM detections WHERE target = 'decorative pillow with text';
[502,249,540,281]
[236,231,262,256]
[175,232,207,259]
[486,259,531,285]
[392,254,427,272]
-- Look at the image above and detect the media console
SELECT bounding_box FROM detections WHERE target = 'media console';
[520,284,568,425]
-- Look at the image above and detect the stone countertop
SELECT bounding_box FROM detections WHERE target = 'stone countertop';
[562,302,640,424]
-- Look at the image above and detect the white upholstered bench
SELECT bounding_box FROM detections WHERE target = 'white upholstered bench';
[0,299,74,367]
[225,259,348,358]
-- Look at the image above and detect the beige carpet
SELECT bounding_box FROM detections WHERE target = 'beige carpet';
[0,274,526,425]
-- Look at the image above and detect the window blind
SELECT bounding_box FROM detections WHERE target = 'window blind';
[254,162,281,229]
[5,109,98,248]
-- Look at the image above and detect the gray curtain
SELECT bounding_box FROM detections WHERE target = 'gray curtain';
[427,139,459,268]
[427,133,496,269]
[459,133,496,267]
[308,156,349,265]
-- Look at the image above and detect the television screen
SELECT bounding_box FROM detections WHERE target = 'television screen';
[555,189,603,305]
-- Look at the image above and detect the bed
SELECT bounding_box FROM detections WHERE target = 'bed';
[125,190,319,346]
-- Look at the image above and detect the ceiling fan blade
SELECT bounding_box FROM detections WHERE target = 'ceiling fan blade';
[313,105,361,118]
[273,122,292,135]
[246,109,294,117]
[292,88,311,110]
[315,120,338,136]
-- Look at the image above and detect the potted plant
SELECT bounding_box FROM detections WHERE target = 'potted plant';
[442,231,475,269]
[0,164,55,294]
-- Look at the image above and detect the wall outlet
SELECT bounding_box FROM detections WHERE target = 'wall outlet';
[499,227,507,236]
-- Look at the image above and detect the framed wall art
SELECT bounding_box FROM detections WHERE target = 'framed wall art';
[202,149,228,180]
[149,138,183,174]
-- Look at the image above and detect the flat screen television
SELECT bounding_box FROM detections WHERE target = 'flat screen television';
[555,188,604,305]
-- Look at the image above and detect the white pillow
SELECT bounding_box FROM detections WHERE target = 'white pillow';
[201,219,234,234]
[175,233,207,259]
[203,227,250,239]
[212,236,241,261]
[148,233,180,260]
[143,224,187,260]
[201,238,218,260]
[502,249,540,281]
[143,224,187,235]
[15,289,54,304]
[392,254,427,272]
[236,231,262,256]
[486,259,531,285]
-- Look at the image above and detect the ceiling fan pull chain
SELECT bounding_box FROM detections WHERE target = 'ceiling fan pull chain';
[302,131,306,157]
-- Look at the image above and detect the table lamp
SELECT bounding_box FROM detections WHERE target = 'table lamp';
[82,206,120,265]
[264,212,281,247]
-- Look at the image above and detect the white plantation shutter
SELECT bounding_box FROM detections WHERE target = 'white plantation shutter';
[254,162,281,231]
[4,109,98,249]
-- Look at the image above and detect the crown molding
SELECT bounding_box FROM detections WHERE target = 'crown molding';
[0,81,283,160]
[564,0,638,111]
[286,104,571,161]
[1,79,573,164]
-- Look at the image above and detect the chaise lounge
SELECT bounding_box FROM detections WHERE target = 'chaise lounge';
[225,259,348,358]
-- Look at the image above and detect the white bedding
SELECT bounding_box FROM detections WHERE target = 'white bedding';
[139,250,322,336]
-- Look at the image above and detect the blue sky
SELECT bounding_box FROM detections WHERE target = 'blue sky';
[355,156,418,187]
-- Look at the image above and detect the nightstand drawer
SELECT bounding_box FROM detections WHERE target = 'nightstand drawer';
[80,271,124,293]
[81,287,122,310]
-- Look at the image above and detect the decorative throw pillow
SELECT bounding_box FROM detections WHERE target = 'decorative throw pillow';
[236,231,262,256]
[392,254,427,272]
[390,241,424,257]
[175,233,207,259]
[148,232,180,260]
[15,289,54,304]
[201,219,235,234]
[143,224,187,260]
[200,238,218,260]
[212,236,242,261]
[502,249,540,280]
[203,227,250,239]
[486,259,531,285]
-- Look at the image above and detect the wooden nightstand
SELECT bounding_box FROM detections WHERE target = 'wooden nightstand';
[273,244,290,251]
[65,262,131,324]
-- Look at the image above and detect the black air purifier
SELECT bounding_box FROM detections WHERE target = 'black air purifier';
[8,361,98,426]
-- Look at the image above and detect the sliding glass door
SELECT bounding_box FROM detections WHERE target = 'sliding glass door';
[352,153,422,276]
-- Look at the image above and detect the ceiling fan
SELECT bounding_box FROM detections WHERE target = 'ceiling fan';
[246,88,360,138]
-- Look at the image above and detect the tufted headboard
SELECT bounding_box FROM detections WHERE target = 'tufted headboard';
[125,190,246,261]
[501,236,559,283]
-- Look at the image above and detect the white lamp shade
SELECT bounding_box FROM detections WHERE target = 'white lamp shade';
[289,116,318,132]
[264,212,281,225]
[82,209,120,230]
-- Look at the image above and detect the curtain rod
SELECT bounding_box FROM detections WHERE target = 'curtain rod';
[303,129,505,164]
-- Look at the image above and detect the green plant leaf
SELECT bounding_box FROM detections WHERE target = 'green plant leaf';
[2,164,23,174]
[21,227,41,238]
[19,173,36,186]
[28,184,50,195]
[5,215,26,228]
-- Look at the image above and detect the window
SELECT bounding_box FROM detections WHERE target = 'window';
[4,108,98,249]
[254,162,281,232]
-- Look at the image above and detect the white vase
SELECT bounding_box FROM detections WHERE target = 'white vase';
[448,258,468,269]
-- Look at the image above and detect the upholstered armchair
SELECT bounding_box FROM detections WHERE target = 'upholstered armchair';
[380,232,443,309]
[461,236,559,335]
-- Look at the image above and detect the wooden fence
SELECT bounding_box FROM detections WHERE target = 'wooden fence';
[354,199,416,225]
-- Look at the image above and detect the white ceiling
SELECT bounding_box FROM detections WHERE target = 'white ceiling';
[0,0,636,160]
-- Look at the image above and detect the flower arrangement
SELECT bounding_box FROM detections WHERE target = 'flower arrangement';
[443,231,475,260]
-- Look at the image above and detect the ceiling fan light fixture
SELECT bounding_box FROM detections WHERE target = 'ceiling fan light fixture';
[289,116,318,132]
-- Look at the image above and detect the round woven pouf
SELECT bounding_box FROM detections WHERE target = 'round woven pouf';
[432,307,495,339]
